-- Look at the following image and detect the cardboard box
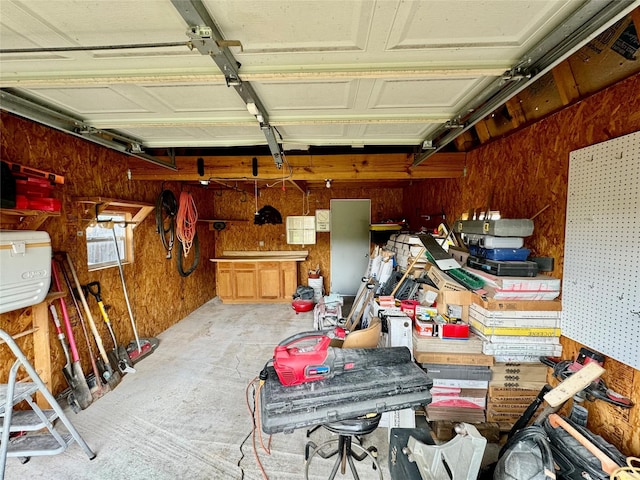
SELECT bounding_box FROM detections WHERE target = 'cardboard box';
[472,293,562,311]
[437,290,473,322]
[428,266,467,292]
[418,284,439,306]
[414,350,494,367]
[414,317,437,337]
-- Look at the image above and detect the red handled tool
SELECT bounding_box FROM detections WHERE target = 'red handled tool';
[272,327,412,386]
[540,348,633,408]
[273,327,346,386]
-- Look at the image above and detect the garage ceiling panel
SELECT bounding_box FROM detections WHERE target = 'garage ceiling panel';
[1,0,635,163]
[254,81,355,111]
[387,0,583,53]
[369,78,483,109]
[25,87,149,114]
[143,84,248,112]
[203,0,373,54]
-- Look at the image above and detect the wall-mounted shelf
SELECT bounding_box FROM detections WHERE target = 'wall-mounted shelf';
[0,208,60,230]
[74,197,154,229]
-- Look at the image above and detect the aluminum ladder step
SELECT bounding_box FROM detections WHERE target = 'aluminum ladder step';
[0,410,58,433]
[0,384,38,414]
[4,432,73,457]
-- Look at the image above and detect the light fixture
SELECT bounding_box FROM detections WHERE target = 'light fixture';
[246,102,259,115]
[199,180,209,186]
[325,179,332,189]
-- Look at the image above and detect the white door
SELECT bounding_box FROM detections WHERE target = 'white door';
[330,199,371,295]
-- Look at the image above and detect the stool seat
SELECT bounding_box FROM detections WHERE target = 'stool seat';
[324,413,382,436]
[304,413,383,480]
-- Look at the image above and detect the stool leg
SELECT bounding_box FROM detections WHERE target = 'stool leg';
[328,435,347,480]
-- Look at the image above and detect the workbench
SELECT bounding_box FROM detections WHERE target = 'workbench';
[210,251,307,303]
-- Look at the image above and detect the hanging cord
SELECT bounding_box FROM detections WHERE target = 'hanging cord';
[155,189,177,259]
[301,190,310,215]
[176,191,198,257]
[241,373,272,480]
[175,191,200,277]
[177,233,199,277]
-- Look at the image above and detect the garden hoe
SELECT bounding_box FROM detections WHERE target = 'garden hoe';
[66,253,121,390]
[85,281,135,375]
[49,261,93,411]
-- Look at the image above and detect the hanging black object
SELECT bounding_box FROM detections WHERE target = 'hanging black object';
[0,161,16,208]
[254,205,282,225]
[197,157,205,177]
[252,157,258,177]
[155,189,177,259]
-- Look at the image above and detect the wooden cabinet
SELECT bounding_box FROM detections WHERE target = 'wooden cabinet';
[213,260,299,303]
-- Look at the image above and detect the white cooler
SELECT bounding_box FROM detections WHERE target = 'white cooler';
[0,230,52,314]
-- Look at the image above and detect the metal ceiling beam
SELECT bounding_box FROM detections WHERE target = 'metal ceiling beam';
[0,89,177,170]
[171,0,284,168]
[414,0,640,166]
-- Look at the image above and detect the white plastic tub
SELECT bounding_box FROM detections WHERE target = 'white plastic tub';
[0,230,51,314]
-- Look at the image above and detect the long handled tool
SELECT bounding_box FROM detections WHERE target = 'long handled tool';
[50,261,93,411]
[84,281,134,375]
[110,226,158,363]
[55,255,107,397]
[66,253,121,389]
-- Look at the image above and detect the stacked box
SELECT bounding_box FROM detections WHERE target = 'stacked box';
[385,233,431,271]
[486,380,544,425]
[413,330,493,424]
[486,361,548,426]
[468,297,562,362]
[422,364,490,424]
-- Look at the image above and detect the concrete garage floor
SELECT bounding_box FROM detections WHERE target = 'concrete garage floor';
[6,298,498,479]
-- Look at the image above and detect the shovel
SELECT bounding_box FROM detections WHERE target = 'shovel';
[65,254,121,390]
[84,281,135,375]
[50,261,93,411]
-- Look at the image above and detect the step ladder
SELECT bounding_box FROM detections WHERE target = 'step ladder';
[0,328,96,480]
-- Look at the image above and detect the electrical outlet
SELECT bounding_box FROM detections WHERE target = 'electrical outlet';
[259,240,264,247]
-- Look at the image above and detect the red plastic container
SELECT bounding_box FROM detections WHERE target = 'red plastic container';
[28,197,61,212]
[400,300,419,320]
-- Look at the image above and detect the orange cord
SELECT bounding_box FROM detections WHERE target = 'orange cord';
[176,191,198,257]
[245,377,271,480]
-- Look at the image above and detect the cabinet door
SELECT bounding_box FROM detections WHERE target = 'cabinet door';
[216,264,234,300]
[281,262,298,300]
[234,263,257,300]
[257,262,281,299]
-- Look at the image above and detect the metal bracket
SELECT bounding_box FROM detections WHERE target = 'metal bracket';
[173,0,284,168]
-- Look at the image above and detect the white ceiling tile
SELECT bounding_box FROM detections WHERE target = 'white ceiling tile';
[255,81,355,110]
[204,0,374,54]
[27,86,149,114]
[369,78,483,109]
[143,84,248,112]
[386,1,582,51]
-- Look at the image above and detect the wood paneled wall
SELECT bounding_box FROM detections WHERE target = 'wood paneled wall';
[0,112,406,396]
[403,72,640,456]
[210,184,404,294]
[0,112,217,396]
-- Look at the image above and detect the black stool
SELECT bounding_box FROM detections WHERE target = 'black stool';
[304,413,383,480]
